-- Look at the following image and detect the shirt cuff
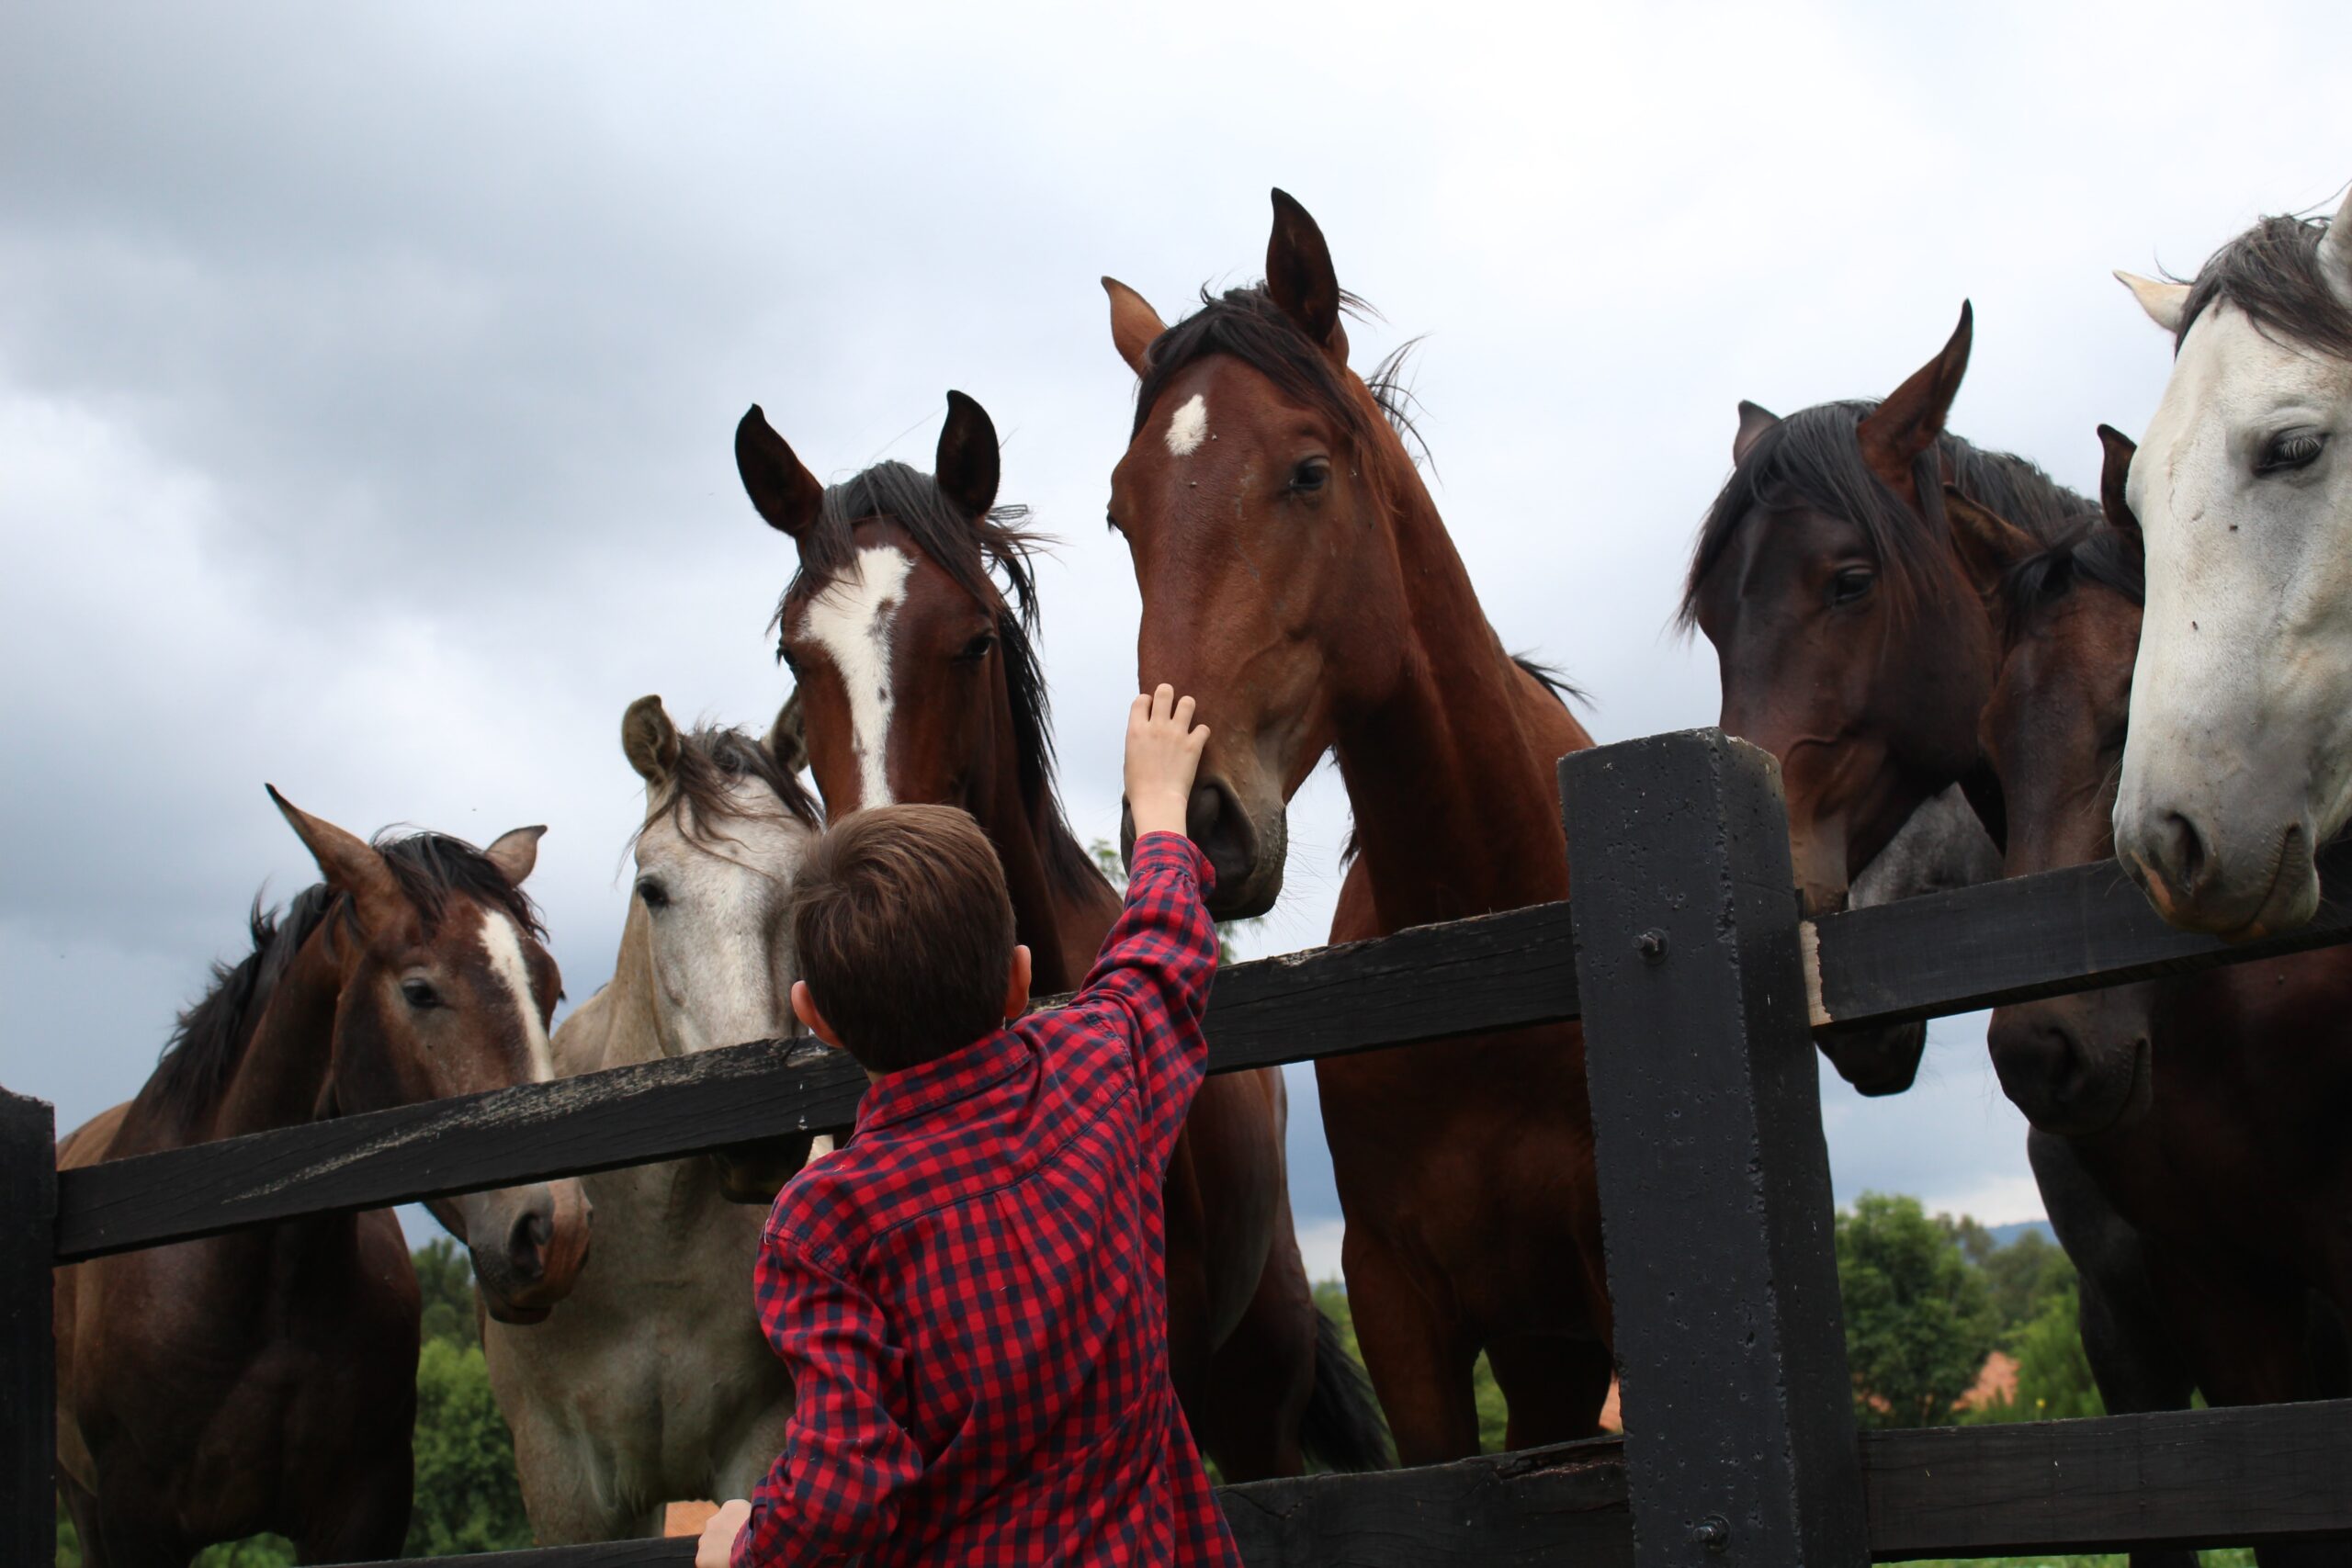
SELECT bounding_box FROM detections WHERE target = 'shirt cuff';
[1130,830,1216,895]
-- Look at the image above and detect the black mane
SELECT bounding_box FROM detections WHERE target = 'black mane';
[2177,210,2352,362]
[141,829,545,1134]
[776,461,1099,903]
[639,721,821,851]
[1132,285,1426,461]
[1679,401,2093,626]
[1998,523,2145,645]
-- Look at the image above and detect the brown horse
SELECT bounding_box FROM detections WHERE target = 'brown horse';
[733,389,1387,1479]
[1955,453,2352,1568]
[1098,191,1606,1462]
[54,792,591,1566]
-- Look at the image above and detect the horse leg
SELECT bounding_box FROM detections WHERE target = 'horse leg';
[1483,1332,1613,1451]
[1341,1226,1478,1465]
[2028,1133,2199,1568]
[1193,1197,1318,1481]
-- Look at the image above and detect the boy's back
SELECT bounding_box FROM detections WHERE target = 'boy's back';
[721,690,1242,1568]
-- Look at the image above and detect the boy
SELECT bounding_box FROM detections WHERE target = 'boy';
[699,684,1245,1567]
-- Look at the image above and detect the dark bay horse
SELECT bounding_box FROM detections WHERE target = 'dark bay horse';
[1954,455,2352,1568]
[55,792,590,1566]
[1679,323,2200,1568]
[1099,191,1607,1462]
[734,390,1387,1479]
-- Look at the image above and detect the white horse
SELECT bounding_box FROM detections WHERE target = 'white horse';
[2110,185,2352,938]
[482,695,824,1541]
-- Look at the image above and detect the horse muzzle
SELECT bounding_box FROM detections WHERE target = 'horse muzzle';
[466,1179,594,1325]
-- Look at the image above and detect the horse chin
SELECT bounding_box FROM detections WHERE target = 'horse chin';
[1818,1021,1926,1097]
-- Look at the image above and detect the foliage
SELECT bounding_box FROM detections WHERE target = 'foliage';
[1838,1192,1998,1427]
[413,1235,482,1349]
[1977,1230,2076,1344]
[1969,1283,2107,1424]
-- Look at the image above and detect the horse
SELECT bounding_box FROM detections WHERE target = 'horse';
[2109,186,2352,941]
[1951,456,2352,1568]
[734,389,1387,1480]
[481,699,823,1541]
[54,792,588,1567]
[1679,328,2197,1568]
[1095,190,1607,1463]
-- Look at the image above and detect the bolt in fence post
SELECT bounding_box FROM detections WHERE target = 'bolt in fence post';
[1,1087,56,1567]
[1559,729,1866,1568]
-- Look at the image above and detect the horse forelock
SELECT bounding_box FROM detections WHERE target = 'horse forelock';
[2178,211,2352,364]
[1679,400,2092,632]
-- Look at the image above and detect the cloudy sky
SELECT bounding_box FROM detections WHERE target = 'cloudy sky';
[5,2,2346,1279]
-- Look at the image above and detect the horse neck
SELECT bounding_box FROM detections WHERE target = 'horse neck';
[964,688,1115,993]
[1332,480,1583,928]
[206,923,349,1144]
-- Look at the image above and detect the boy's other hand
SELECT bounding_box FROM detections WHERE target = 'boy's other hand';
[1125,684,1210,840]
[695,1498,752,1568]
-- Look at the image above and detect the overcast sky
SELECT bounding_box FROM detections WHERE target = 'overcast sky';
[5,1,2346,1279]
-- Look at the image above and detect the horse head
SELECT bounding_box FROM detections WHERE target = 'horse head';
[265,789,592,1323]
[1950,434,2157,1134]
[2111,187,2352,939]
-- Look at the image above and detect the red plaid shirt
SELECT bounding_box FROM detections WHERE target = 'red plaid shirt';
[732,832,1244,1567]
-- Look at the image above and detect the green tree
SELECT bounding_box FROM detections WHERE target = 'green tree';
[1977,1230,2075,1344]
[1973,1284,2106,1424]
[403,1337,534,1555]
[1837,1193,1998,1427]
[413,1235,481,1350]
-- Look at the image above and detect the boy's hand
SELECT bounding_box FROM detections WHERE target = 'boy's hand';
[1125,684,1210,840]
[695,1498,752,1568]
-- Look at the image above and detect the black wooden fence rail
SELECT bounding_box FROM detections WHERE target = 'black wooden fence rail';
[8,728,2352,1567]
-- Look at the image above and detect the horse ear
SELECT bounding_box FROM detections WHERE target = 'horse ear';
[482,825,545,887]
[266,786,413,940]
[1857,301,1973,507]
[935,390,1001,520]
[765,689,809,777]
[1942,484,2039,604]
[1266,188,1343,355]
[736,405,823,539]
[1102,277,1167,378]
[2113,271,2189,334]
[1734,400,1781,467]
[2097,423,2143,545]
[2314,186,2352,300]
[621,695,682,786]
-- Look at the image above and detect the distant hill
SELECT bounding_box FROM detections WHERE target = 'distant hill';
[1987,1219,2055,1248]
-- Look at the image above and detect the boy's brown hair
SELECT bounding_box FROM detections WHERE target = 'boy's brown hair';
[791,804,1018,1073]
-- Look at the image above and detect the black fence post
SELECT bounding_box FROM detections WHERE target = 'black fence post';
[1559,729,1865,1568]
[1,1087,56,1567]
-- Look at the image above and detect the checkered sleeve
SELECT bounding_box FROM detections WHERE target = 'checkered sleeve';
[1068,829,1218,1173]
[731,1228,921,1568]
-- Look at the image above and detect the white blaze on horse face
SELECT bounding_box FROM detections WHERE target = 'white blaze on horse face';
[478,912,555,1082]
[2114,296,2352,935]
[803,545,916,809]
[1165,393,1209,457]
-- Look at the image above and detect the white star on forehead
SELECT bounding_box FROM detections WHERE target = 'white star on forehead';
[1165,393,1208,457]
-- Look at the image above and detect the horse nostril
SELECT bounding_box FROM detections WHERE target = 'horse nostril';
[509,1209,552,1281]
[2160,811,2210,893]
[1185,783,1226,841]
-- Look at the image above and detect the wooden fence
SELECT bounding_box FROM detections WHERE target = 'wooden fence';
[7,728,2351,1566]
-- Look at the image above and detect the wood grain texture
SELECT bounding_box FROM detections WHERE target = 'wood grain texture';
[52,903,1577,1261]
[1812,837,2352,1031]
[1560,729,1867,1568]
[0,1090,54,1568]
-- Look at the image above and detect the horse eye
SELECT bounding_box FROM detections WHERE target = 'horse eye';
[636,879,671,911]
[1290,457,1330,492]
[2258,430,2325,475]
[956,632,998,663]
[401,978,441,1010]
[1827,566,1876,607]
[776,643,800,673]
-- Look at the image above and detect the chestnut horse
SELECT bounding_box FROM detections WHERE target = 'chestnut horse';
[1679,320,2203,1568]
[1099,192,1606,1461]
[733,389,1386,1479]
[55,792,589,1566]
[1953,455,2352,1568]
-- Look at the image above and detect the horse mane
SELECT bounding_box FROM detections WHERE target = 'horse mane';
[1678,401,2092,628]
[141,830,546,1134]
[1132,285,1428,465]
[776,460,1100,904]
[1997,521,2145,645]
[638,721,821,852]
[2177,210,2352,362]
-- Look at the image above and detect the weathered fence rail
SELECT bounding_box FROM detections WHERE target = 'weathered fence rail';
[11,728,2351,1566]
